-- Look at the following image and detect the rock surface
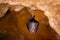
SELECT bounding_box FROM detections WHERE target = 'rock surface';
[44,5,60,35]
[0,0,60,36]
[0,8,59,40]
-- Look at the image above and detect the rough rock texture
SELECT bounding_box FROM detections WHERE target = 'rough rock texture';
[0,4,9,18]
[0,0,60,36]
[44,5,60,35]
[0,8,59,40]
[0,0,60,13]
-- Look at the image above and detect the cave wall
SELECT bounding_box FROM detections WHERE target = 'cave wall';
[0,8,58,40]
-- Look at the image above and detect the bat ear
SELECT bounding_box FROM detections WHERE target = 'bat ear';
[0,4,9,18]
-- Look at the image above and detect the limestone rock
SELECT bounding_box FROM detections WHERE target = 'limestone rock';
[0,0,60,36]
[44,5,60,35]
[0,4,9,18]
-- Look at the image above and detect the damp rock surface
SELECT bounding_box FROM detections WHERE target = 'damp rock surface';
[0,8,59,40]
[44,5,60,35]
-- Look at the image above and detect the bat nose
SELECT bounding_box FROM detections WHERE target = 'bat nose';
[26,17,39,34]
